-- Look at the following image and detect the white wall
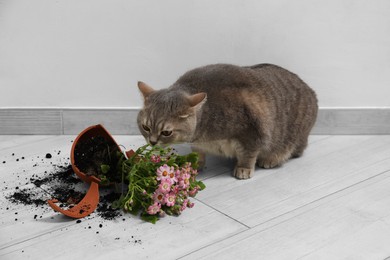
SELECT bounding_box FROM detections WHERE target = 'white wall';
[0,0,389,108]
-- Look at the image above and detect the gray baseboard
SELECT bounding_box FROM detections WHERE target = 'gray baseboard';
[0,109,139,135]
[313,108,390,135]
[0,108,389,135]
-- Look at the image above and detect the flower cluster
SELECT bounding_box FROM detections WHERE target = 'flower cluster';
[147,163,198,216]
[113,145,205,224]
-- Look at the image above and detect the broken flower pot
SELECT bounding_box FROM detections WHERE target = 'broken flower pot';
[47,124,134,219]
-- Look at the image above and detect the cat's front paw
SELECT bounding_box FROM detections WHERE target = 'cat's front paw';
[257,159,282,169]
[234,167,254,180]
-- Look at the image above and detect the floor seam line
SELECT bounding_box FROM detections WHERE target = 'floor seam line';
[195,198,251,229]
[176,225,249,260]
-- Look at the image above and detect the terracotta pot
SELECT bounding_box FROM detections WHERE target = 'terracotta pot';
[48,124,134,219]
[70,124,120,183]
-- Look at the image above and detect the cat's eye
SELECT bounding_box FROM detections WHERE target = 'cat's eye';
[179,114,189,119]
[142,124,151,132]
[161,130,173,137]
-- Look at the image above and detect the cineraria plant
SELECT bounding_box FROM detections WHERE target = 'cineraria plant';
[110,145,205,224]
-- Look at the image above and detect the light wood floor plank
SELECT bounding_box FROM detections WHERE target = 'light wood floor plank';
[0,136,58,152]
[181,169,390,260]
[0,136,25,143]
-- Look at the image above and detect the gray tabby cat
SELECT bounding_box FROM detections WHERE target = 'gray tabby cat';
[137,64,318,179]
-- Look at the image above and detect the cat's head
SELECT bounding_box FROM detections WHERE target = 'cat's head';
[137,82,207,146]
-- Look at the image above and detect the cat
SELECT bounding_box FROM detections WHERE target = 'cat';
[137,63,318,179]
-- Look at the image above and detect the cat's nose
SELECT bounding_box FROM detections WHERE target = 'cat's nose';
[149,140,157,146]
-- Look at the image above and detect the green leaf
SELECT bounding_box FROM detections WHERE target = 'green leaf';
[166,157,176,166]
[100,164,110,174]
[141,213,159,224]
[129,206,140,216]
[186,152,199,164]
[197,181,206,190]
[98,175,110,186]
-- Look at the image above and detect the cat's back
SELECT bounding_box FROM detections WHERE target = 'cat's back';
[172,63,317,117]
[172,62,317,133]
[173,63,313,93]
[246,63,316,94]
[173,63,251,91]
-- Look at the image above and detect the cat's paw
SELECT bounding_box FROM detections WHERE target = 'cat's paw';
[257,159,281,169]
[234,167,254,180]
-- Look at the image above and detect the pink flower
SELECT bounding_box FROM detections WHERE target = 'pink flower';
[153,190,165,204]
[188,201,195,208]
[180,199,189,212]
[175,169,181,179]
[147,202,161,215]
[151,155,161,163]
[189,186,199,197]
[178,172,190,189]
[165,192,176,207]
[167,170,177,183]
[171,185,179,194]
[183,162,193,173]
[180,189,188,197]
[158,178,172,193]
[157,164,174,181]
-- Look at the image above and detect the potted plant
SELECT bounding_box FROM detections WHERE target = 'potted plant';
[48,124,205,223]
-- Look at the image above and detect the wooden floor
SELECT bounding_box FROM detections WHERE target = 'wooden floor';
[1,135,390,260]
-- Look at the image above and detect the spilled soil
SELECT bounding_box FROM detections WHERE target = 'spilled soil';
[4,149,122,221]
[1,140,143,252]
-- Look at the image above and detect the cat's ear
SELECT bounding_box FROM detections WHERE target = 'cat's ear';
[138,81,155,100]
[188,93,207,108]
[179,93,207,118]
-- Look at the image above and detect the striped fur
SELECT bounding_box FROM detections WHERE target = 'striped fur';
[137,64,318,179]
